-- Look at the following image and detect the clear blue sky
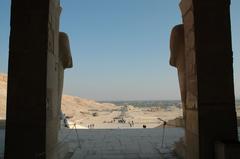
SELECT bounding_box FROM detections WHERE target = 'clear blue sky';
[0,0,240,101]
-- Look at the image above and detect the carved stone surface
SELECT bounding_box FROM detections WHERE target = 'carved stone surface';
[4,0,51,158]
[46,1,61,158]
[59,32,73,69]
[46,3,73,159]
[170,24,186,121]
[179,0,238,159]
[57,32,72,129]
[4,0,72,159]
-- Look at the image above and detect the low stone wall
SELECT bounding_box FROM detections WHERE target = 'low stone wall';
[167,117,184,127]
[168,116,240,128]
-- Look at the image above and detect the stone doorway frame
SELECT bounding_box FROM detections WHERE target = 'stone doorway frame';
[3,0,239,159]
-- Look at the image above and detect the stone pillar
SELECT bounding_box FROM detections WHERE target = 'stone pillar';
[4,0,60,159]
[46,0,61,159]
[179,0,238,159]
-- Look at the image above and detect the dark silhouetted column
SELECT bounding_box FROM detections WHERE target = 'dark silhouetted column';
[179,0,238,158]
[4,0,61,159]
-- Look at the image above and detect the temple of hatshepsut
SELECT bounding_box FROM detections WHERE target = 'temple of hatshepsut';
[0,0,240,159]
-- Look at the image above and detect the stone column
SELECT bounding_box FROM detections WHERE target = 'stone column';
[4,0,60,159]
[179,0,238,159]
[46,0,61,159]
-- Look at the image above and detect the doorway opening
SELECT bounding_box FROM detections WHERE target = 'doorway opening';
[0,2,239,159]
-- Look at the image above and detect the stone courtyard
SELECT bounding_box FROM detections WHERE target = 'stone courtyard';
[61,128,184,159]
[1,127,240,159]
[1,128,184,159]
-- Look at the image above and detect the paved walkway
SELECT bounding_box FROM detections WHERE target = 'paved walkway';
[59,128,184,159]
[0,129,4,158]
[1,128,240,159]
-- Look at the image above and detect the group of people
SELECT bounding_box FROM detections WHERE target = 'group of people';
[129,121,134,127]
[61,112,70,128]
[88,124,95,129]
[118,118,126,123]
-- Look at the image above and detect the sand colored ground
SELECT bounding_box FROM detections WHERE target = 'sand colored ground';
[1,73,240,129]
[62,95,183,128]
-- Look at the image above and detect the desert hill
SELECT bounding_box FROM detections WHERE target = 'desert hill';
[0,74,118,121]
[0,74,184,128]
[1,74,240,128]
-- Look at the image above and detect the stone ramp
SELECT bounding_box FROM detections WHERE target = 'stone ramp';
[58,128,184,159]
